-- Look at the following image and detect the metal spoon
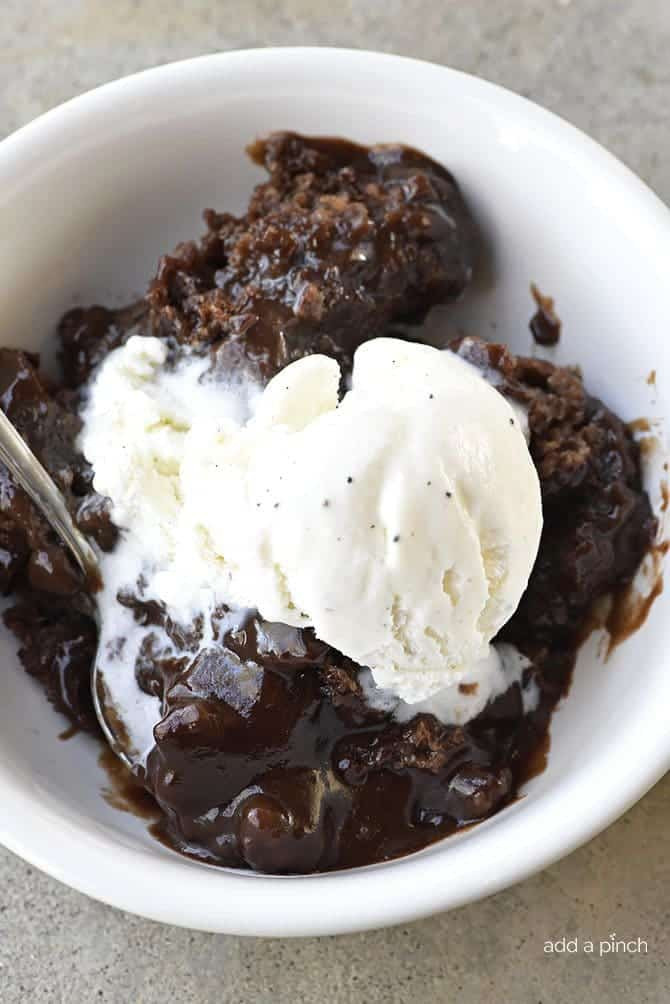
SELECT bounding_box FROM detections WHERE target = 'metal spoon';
[0,409,136,768]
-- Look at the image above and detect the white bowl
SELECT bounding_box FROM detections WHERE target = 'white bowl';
[0,48,669,937]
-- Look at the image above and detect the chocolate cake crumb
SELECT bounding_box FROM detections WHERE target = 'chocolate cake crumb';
[529,283,562,346]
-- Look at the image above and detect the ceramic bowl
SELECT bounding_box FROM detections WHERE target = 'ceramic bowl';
[0,48,668,935]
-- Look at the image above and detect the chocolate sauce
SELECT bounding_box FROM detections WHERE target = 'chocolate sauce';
[604,541,667,655]
[98,746,160,820]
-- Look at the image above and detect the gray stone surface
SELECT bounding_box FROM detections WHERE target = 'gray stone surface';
[1,1,669,1000]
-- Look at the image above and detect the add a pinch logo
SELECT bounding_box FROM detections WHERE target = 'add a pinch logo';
[544,933,649,956]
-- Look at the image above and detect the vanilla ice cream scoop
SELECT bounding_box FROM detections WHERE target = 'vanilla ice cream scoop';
[82,334,542,709]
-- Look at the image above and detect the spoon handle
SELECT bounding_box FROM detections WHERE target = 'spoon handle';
[0,409,100,587]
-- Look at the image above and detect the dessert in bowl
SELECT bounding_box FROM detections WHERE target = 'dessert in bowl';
[0,49,668,935]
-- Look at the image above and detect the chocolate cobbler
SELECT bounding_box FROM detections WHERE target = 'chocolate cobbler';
[0,133,656,873]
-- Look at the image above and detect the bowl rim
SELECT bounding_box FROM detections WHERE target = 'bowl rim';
[1,46,669,936]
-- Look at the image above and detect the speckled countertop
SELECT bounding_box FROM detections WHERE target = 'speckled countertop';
[1,2,669,1001]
